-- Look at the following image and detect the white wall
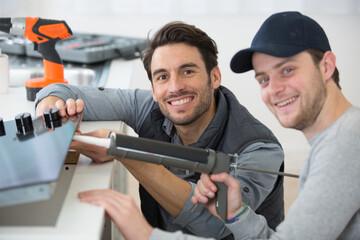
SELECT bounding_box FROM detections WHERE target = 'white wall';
[1,0,359,170]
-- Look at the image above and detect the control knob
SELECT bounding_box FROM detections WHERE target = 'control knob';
[15,112,34,135]
[0,117,5,136]
[43,107,62,129]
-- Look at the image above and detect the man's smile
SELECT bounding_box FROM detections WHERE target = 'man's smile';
[169,97,193,106]
[275,96,298,108]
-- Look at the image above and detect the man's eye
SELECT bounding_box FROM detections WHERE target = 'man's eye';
[260,77,269,84]
[158,75,167,80]
[284,68,292,74]
[183,69,193,75]
[256,77,269,87]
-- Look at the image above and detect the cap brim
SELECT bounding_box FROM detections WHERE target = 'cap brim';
[230,44,308,74]
[230,49,254,73]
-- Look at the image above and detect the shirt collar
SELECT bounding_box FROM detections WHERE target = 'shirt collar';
[162,118,183,144]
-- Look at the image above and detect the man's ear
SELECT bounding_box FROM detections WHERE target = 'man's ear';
[321,51,336,82]
[211,66,222,89]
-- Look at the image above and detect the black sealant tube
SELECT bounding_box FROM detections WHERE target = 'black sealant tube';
[113,133,210,164]
[107,133,216,173]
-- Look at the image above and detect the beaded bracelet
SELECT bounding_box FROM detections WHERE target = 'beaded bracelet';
[224,203,247,224]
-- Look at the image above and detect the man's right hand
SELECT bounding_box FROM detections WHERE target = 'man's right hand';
[192,173,245,222]
[36,96,85,117]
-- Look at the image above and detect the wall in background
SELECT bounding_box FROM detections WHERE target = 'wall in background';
[2,0,360,17]
[1,0,359,170]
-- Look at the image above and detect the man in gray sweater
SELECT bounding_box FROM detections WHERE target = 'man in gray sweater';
[193,11,360,240]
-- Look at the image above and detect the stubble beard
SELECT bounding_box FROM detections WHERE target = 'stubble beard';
[291,77,327,131]
[160,79,213,126]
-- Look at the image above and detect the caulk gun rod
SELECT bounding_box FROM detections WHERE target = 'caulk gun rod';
[235,165,299,178]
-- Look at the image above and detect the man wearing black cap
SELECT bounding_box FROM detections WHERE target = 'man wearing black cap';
[193,11,360,239]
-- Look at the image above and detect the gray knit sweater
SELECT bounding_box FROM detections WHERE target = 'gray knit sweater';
[150,107,360,240]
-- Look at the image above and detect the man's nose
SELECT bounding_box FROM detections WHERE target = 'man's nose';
[169,75,185,93]
[268,75,285,95]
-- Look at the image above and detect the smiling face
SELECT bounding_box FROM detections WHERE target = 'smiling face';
[253,51,327,131]
[150,43,221,126]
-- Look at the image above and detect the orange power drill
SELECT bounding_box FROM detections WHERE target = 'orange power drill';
[0,17,72,101]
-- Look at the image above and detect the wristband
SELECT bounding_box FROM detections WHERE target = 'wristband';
[224,203,247,224]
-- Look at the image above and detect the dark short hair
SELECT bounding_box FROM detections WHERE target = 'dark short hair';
[141,21,218,82]
[306,49,340,89]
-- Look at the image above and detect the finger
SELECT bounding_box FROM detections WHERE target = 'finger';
[79,189,117,200]
[79,191,122,219]
[196,174,217,199]
[191,196,199,205]
[55,99,67,117]
[210,172,240,189]
[65,98,77,116]
[200,173,217,192]
[193,183,210,203]
[78,190,129,217]
[75,128,83,134]
[197,178,215,199]
[75,99,85,113]
[78,189,115,205]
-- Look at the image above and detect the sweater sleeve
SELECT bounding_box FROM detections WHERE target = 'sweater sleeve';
[171,182,231,238]
[227,122,360,239]
[226,206,273,239]
[34,83,154,132]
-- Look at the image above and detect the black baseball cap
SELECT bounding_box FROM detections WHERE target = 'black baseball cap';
[230,11,331,73]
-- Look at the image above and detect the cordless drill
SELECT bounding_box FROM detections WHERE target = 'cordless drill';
[0,17,72,101]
